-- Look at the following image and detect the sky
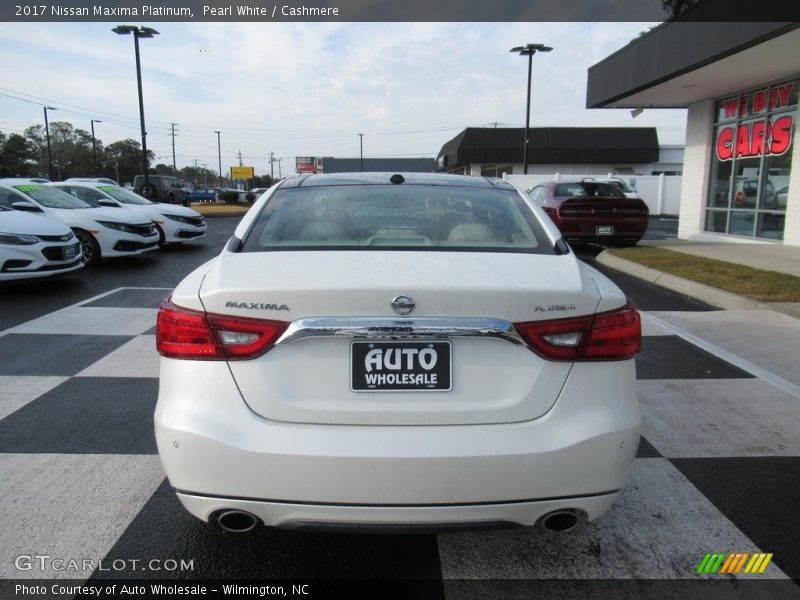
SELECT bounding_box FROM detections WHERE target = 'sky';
[0,21,688,177]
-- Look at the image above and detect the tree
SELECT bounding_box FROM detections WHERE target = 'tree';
[179,165,218,189]
[104,139,154,186]
[154,163,175,176]
[662,0,700,17]
[0,132,38,177]
[23,124,48,177]
[23,121,98,180]
[47,121,95,179]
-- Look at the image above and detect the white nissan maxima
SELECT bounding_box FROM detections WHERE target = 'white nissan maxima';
[48,182,207,245]
[0,205,83,281]
[0,180,159,265]
[156,173,641,534]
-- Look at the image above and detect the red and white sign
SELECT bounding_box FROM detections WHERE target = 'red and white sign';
[716,115,794,161]
[296,156,324,173]
[715,82,796,162]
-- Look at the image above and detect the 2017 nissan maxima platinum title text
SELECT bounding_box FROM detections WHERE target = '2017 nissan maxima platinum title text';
[156,173,641,534]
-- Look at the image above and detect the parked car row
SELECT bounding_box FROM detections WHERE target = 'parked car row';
[0,178,207,281]
[188,187,270,203]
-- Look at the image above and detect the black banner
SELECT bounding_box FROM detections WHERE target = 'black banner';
[2,0,800,22]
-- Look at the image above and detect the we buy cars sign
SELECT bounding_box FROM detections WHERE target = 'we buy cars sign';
[715,82,795,161]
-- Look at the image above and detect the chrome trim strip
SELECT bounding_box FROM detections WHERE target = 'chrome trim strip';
[275,317,525,346]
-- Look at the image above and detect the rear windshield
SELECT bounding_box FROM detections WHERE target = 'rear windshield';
[240,184,554,254]
[554,182,626,198]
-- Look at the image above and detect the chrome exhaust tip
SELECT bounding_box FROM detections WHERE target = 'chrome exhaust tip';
[216,510,260,533]
[539,509,582,532]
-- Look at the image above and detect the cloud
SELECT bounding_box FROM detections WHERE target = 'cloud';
[0,21,687,173]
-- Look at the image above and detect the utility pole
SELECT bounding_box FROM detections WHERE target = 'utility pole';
[269,151,274,179]
[214,131,222,188]
[358,133,364,172]
[277,158,282,180]
[170,123,178,176]
[238,150,243,167]
[193,159,199,188]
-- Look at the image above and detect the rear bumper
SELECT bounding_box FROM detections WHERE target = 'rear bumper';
[155,359,640,526]
[176,491,620,530]
[557,217,648,243]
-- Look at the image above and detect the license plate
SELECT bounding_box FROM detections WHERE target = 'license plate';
[351,341,452,392]
[596,225,614,235]
[63,244,79,260]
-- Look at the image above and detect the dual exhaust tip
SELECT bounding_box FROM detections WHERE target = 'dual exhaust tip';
[215,510,260,533]
[214,508,584,534]
[538,509,583,533]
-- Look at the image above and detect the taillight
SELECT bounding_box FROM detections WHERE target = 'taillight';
[514,300,641,361]
[559,207,593,216]
[156,296,289,360]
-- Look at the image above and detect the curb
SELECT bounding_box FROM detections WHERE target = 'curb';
[595,250,778,312]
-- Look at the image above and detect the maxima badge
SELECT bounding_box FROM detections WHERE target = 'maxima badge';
[391,295,415,315]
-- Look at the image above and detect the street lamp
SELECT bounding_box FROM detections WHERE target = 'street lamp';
[510,43,552,175]
[113,25,159,194]
[43,106,57,180]
[358,133,364,172]
[90,119,102,176]
[214,131,222,187]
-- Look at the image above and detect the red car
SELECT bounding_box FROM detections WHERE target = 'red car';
[527,180,649,246]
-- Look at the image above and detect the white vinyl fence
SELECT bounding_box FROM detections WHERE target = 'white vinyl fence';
[504,173,682,216]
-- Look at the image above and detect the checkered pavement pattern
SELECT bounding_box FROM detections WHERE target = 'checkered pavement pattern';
[1,287,799,587]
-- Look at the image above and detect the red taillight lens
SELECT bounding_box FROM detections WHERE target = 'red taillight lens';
[514,300,641,361]
[582,301,641,360]
[156,296,289,360]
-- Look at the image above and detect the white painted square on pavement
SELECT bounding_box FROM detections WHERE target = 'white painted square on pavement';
[76,335,159,379]
[0,454,165,579]
[0,376,69,420]
[5,307,157,337]
[638,379,800,458]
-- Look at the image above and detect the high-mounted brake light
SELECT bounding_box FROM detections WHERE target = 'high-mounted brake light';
[514,300,641,361]
[156,296,289,360]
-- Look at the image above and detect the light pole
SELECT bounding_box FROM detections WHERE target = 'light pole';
[510,43,552,175]
[214,131,222,187]
[358,133,364,172]
[43,106,57,180]
[90,119,102,176]
[113,25,159,193]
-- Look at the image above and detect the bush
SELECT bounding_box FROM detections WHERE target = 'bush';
[218,191,240,204]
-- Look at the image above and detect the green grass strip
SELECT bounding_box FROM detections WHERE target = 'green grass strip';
[608,247,800,303]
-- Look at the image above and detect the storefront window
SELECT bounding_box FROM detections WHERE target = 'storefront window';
[705,79,796,240]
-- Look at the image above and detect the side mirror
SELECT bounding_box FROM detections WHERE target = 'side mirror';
[12,201,43,213]
[97,199,118,208]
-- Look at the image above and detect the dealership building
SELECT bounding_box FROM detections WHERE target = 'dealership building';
[436,127,683,178]
[587,19,799,245]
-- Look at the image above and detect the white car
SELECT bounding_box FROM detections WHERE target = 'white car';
[0,205,83,282]
[155,172,641,534]
[0,179,159,265]
[49,182,207,245]
[582,177,639,199]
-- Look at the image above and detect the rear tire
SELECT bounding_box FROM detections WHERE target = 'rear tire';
[74,229,100,266]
